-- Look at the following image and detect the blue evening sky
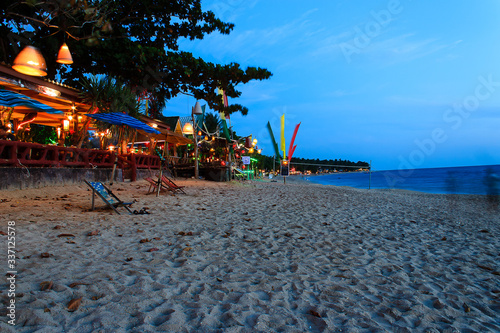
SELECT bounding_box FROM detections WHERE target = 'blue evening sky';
[164,0,500,171]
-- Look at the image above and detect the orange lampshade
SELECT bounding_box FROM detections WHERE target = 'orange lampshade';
[57,43,73,64]
[182,122,194,135]
[12,46,47,76]
[62,119,70,131]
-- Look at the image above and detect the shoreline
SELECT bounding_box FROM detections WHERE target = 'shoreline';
[287,169,500,197]
[1,179,499,332]
[268,174,496,198]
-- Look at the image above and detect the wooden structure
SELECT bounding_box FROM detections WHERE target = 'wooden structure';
[0,64,163,182]
[0,64,88,129]
[0,140,160,170]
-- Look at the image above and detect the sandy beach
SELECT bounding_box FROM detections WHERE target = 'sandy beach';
[1,177,499,332]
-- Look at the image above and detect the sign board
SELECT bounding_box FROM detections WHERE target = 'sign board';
[280,159,289,176]
[242,156,251,165]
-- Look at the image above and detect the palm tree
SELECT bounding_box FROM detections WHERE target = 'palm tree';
[78,75,140,152]
[202,111,240,140]
[203,112,220,135]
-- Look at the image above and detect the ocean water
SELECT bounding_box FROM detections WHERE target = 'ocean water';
[307,164,500,195]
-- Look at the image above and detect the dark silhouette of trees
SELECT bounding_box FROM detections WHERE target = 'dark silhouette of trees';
[252,155,369,173]
[1,0,272,117]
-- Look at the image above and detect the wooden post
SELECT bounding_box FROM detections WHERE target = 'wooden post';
[273,156,275,177]
[369,160,372,190]
[193,112,199,180]
[157,162,163,197]
[110,151,118,186]
[110,126,123,186]
[163,135,168,162]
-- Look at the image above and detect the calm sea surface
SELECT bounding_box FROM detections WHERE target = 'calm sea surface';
[306,164,500,195]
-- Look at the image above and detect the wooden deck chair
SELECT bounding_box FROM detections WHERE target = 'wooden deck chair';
[234,168,248,180]
[158,174,187,194]
[144,177,172,195]
[84,180,133,214]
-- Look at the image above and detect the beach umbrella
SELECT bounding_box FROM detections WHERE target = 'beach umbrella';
[0,89,62,114]
[84,112,160,134]
[85,112,161,185]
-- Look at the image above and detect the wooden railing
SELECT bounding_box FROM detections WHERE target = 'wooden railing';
[0,140,160,171]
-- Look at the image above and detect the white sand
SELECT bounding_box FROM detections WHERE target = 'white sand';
[0,178,499,332]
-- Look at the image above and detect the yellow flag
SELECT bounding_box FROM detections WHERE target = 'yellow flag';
[217,87,227,120]
[280,114,286,159]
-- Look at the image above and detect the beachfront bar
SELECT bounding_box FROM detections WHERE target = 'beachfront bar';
[0,64,185,188]
[0,63,241,188]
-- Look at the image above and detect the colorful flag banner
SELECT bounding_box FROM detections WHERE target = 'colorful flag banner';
[196,104,206,131]
[217,87,230,120]
[221,119,231,141]
[223,91,228,108]
[280,114,286,159]
[266,122,282,160]
[288,122,301,160]
[289,145,297,160]
[217,87,229,107]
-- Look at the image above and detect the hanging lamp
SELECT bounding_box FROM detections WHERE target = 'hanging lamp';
[182,122,194,135]
[12,46,47,76]
[192,101,203,115]
[57,43,73,64]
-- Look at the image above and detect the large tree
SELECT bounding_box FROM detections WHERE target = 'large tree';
[0,0,272,117]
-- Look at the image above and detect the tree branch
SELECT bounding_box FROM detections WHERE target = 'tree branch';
[7,12,59,29]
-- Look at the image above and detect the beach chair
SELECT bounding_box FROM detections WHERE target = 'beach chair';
[144,177,172,195]
[84,180,133,214]
[234,168,248,180]
[158,174,186,194]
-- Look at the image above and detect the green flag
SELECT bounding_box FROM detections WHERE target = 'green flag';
[221,119,231,141]
[267,122,282,160]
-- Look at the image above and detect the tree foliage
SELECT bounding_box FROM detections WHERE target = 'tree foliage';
[253,155,370,173]
[1,0,272,117]
[16,123,57,144]
[76,75,140,149]
[203,112,220,134]
[200,111,240,140]
[79,75,140,117]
